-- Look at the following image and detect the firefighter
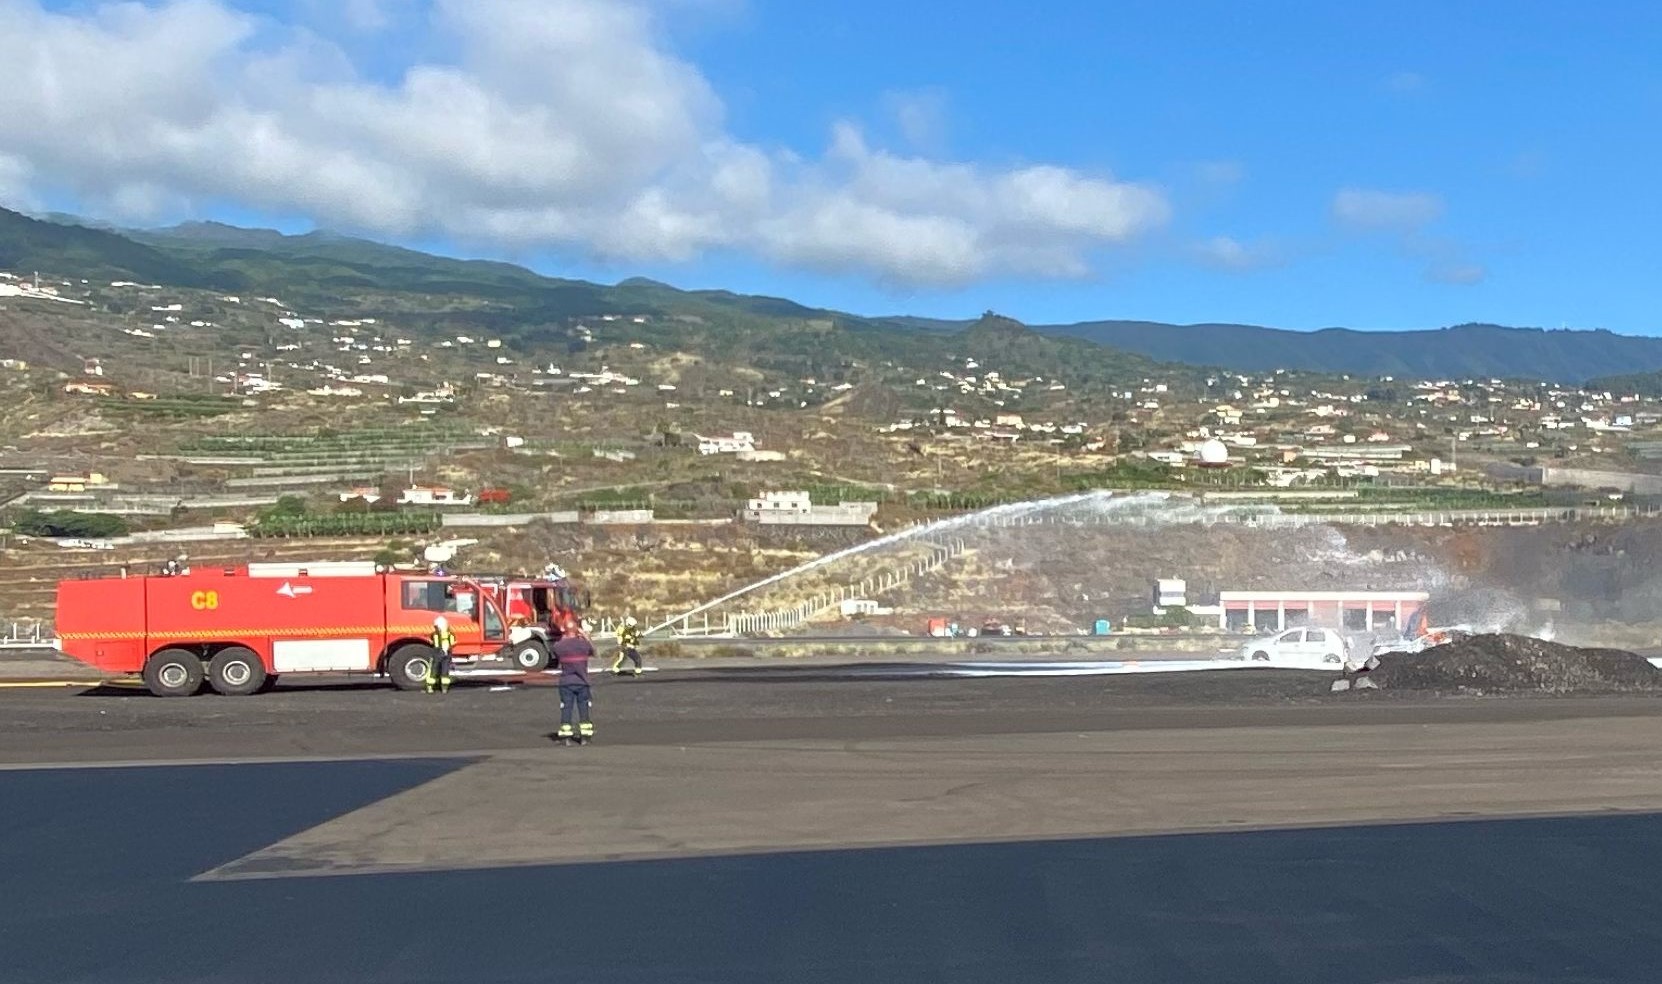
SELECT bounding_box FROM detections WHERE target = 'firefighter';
[426,615,455,694]
[552,614,595,744]
[611,615,644,676]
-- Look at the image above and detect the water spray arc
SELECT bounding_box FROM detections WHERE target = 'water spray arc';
[646,489,1120,636]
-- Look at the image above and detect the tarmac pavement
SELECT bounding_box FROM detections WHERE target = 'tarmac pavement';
[7,663,1662,981]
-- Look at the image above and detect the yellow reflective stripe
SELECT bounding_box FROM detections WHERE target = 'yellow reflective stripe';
[59,625,443,641]
[59,624,471,641]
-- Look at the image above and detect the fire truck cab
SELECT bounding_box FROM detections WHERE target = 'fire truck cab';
[55,562,517,696]
[477,571,590,671]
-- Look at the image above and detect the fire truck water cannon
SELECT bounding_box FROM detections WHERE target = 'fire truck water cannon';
[55,562,538,697]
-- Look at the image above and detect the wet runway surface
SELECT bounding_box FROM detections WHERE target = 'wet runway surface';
[7,758,1662,983]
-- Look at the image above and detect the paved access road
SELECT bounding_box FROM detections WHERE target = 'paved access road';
[6,669,1662,982]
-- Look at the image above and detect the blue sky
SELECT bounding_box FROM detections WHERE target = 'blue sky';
[6,0,1660,332]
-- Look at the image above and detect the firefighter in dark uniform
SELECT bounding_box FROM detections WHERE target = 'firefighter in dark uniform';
[612,615,644,676]
[552,615,595,744]
[426,615,455,694]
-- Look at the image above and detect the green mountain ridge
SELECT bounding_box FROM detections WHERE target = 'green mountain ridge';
[4,206,1657,384]
[1037,319,1662,385]
[0,207,1168,396]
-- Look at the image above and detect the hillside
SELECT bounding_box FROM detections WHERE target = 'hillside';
[16,206,1662,385]
[1586,368,1662,397]
[1036,320,1662,384]
[0,208,230,289]
[1,207,1168,392]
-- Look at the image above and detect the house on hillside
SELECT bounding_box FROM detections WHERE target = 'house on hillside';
[47,473,109,493]
[746,490,812,514]
[64,381,115,396]
[696,431,756,455]
[742,491,878,526]
[398,486,472,506]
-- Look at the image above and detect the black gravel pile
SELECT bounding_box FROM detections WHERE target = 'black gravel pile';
[1368,633,1662,694]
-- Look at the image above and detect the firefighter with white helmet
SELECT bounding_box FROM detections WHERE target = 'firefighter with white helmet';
[612,615,644,676]
[426,615,455,694]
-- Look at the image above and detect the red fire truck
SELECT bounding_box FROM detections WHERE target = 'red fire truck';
[476,571,590,671]
[55,562,519,697]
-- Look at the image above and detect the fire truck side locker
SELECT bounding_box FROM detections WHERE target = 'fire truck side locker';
[55,577,148,674]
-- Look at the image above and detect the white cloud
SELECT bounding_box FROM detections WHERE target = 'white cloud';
[1383,71,1427,94]
[0,153,36,211]
[1425,261,1486,286]
[1330,185,1484,285]
[1331,188,1444,232]
[0,0,1168,287]
[1410,236,1487,286]
[1194,235,1279,272]
[339,0,392,31]
[1192,160,1245,187]
[881,86,949,151]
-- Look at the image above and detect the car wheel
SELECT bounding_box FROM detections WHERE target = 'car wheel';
[1251,650,1270,661]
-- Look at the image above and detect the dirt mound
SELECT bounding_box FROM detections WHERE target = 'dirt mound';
[1368,633,1662,694]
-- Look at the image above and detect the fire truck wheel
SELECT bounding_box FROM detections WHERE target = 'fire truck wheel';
[208,646,267,697]
[511,639,550,672]
[388,644,439,691]
[143,648,205,698]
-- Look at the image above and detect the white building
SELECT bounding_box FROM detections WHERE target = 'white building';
[741,490,879,526]
[697,431,756,455]
[398,486,473,506]
[745,490,812,514]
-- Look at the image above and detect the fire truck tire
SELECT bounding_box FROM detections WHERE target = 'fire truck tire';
[388,644,439,691]
[511,639,550,672]
[143,648,205,698]
[208,646,267,696]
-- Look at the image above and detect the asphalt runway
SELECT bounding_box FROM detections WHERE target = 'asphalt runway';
[8,672,1662,982]
[7,667,1662,764]
[6,758,1662,983]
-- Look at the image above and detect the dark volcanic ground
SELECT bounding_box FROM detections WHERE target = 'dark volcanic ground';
[5,665,1662,765]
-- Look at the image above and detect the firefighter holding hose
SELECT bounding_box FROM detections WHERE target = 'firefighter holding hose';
[612,615,645,676]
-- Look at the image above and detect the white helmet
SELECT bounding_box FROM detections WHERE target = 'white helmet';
[624,616,637,628]
[433,615,449,631]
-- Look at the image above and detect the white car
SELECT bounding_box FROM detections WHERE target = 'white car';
[1240,627,1350,669]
